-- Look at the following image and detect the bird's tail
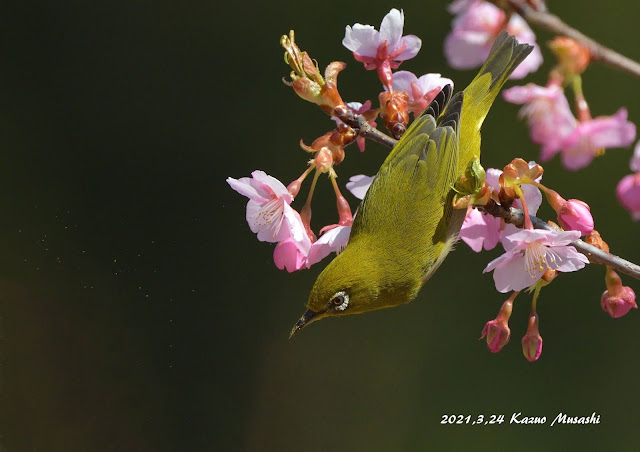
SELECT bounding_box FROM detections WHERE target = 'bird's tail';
[459,30,533,172]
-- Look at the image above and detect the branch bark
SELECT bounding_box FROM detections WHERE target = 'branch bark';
[335,110,398,148]
[505,0,640,78]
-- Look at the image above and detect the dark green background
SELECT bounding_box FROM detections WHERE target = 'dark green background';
[1,1,639,450]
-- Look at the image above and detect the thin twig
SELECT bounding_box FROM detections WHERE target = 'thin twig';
[481,203,640,280]
[505,0,640,78]
[335,109,398,148]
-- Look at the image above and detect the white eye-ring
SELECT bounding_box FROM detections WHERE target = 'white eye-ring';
[330,291,349,311]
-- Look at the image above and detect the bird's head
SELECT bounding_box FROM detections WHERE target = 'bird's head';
[289,241,415,337]
[289,247,378,338]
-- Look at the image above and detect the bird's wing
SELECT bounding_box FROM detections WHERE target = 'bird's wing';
[351,91,463,245]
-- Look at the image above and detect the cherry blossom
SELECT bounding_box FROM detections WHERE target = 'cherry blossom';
[444,0,542,79]
[617,173,640,221]
[343,8,421,88]
[459,165,542,252]
[554,109,637,171]
[306,225,352,268]
[227,171,304,243]
[389,71,453,116]
[502,83,576,161]
[483,229,589,293]
[274,233,311,273]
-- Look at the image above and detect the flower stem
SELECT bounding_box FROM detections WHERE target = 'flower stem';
[300,170,321,242]
[514,185,533,230]
[329,172,354,225]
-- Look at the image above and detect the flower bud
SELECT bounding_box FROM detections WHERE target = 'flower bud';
[558,199,594,235]
[379,90,409,139]
[480,298,513,353]
[281,31,346,114]
[549,36,591,77]
[601,287,637,318]
[601,268,637,318]
[617,173,640,221]
[522,313,543,362]
[544,189,594,235]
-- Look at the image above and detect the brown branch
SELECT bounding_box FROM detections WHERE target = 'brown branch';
[481,203,640,280]
[334,108,398,148]
[505,0,640,77]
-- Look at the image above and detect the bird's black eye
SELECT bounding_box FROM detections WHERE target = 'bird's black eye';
[330,291,349,311]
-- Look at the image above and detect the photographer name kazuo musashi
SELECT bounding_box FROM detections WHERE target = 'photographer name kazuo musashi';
[510,412,601,426]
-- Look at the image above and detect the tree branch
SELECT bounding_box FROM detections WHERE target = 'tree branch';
[334,109,398,148]
[481,202,640,280]
[505,0,640,78]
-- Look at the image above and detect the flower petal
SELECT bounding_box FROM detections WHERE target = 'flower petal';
[342,24,379,57]
[498,252,545,292]
[307,226,351,267]
[396,35,422,60]
[251,170,291,201]
[227,176,269,202]
[551,245,589,272]
[460,208,501,252]
[346,174,374,200]
[274,237,309,272]
[379,8,404,51]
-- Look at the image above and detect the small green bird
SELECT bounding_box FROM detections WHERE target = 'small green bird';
[290,31,533,337]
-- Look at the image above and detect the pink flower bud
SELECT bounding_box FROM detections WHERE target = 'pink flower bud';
[617,173,640,221]
[481,319,511,353]
[522,313,543,362]
[601,268,637,318]
[557,199,594,235]
[601,287,637,318]
[480,298,513,353]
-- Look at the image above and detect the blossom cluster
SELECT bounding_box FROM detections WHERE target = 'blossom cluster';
[227,5,638,361]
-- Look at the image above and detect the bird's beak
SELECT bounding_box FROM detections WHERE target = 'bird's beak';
[289,309,317,339]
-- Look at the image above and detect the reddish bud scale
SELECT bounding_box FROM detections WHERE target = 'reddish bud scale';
[379,90,409,139]
[585,230,609,253]
[549,36,591,76]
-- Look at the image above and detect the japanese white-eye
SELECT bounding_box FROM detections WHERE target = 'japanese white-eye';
[291,31,533,337]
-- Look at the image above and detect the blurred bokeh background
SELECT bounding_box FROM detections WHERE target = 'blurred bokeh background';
[1,1,639,450]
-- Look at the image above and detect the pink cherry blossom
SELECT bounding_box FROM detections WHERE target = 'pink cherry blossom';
[617,173,640,221]
[459,165,542,252]
[556,109,637,171]
[273,234,311,273]
[346,174,374,200]
[343,8,422,88]
[502,83,576,161]
[460,208,502,252]
[306,225,352,268]
[227,170,303,243]
[483,229,588,293]
[444,0,542,79]
[630,140,640,172]
[389,71,453,116]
